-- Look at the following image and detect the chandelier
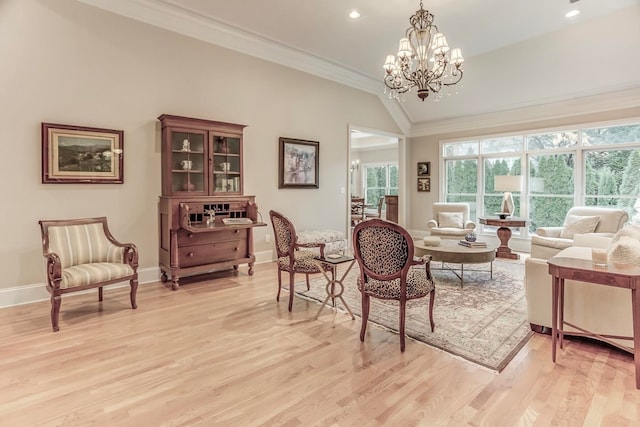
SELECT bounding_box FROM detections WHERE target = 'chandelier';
[383,1,464,101]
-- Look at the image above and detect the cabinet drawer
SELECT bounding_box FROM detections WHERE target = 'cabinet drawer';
[177,228,247,246]
[178,241,248,267]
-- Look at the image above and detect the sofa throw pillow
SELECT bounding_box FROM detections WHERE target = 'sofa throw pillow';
[438,212,464,228]
[612,223,640,244]
[559,215,600,239]
[608,236,640,266]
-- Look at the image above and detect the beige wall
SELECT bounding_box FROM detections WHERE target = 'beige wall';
[0,0,400,292]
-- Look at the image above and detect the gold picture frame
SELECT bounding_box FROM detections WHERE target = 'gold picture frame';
[41,123,124,184]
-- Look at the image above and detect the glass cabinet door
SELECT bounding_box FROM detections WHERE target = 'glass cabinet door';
[211,134,242,194]
[170,130,206,194]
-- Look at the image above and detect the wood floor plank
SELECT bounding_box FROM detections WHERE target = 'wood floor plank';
[1,261,640,425]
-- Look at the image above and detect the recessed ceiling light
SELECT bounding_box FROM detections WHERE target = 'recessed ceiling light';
[565,9,581,18]
[349,10,361,19]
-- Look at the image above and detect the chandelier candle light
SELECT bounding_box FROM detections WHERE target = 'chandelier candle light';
[383,1,464,101]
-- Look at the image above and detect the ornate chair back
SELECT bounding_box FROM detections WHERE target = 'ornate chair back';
[353,218,435,351]
[269,210,330,311]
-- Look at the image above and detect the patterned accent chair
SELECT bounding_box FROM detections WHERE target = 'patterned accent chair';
[38,217,139,331]
[353,219,436,352]
[269,210,334,311]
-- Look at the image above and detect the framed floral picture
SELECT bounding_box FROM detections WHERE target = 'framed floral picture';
[42,123,124,184]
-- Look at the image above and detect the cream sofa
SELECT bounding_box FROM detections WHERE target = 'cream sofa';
[525,233,633,348]
[531,206,628,259]
[427,202,476,239]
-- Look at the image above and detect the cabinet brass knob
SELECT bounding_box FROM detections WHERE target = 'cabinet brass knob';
[187,252,194,257]
[188,233,194,238]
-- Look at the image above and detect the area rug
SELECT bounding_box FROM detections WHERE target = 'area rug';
[295,259,533,372]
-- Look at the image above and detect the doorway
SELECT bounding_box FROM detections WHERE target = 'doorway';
[348,126,401,235]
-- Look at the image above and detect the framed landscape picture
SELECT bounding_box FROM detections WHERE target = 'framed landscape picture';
[278,137,319,189]
[42,123,124,184]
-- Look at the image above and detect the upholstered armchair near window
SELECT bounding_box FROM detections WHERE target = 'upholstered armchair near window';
[269,210,334,312]
[426,202,476,239]
[353,219,436,352]
[38,217,139,331]
[530,206,629,259]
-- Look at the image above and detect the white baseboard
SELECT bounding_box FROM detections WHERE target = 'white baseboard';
[0,250,275,310]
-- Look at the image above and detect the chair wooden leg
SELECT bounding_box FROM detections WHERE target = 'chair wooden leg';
[98,287,103,302]
[130,276,138,309]
[360,293,370,342]
[276,269,282,302]
[288,271,295,312]
[400,300,407,352]
[428,288,435,332]
[51,294,61,332]
[306,274,310,291]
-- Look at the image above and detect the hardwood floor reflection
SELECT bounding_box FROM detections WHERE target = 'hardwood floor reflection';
[0,262,638,426]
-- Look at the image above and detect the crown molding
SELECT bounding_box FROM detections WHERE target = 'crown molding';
[77,1,639,140]
[410,85,640,137]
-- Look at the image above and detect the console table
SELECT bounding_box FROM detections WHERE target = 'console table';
[478,216,527,259]
[548,253,640,388]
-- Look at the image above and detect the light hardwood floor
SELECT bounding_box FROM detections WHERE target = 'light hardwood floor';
[1,262,639,426]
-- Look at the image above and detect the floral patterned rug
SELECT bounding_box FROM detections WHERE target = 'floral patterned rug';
[296,258,532,372]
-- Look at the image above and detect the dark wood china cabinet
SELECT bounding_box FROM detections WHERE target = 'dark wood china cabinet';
[157,114,265,290]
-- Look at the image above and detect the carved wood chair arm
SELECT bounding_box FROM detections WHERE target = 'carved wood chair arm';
[294,242,326,258]
[123,244,139,268]
[43,252,62,288]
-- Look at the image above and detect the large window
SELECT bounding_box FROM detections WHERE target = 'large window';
[363,163,398,206]
[442,121,640,235]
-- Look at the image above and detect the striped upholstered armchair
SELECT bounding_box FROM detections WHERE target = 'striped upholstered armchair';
[38,217,139,331]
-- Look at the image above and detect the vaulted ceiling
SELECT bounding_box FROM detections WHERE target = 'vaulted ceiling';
[79,0,640,135]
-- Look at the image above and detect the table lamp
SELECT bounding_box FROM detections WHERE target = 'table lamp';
[495,175,522,217]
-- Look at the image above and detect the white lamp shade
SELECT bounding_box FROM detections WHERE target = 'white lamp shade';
[397,38,412,58]
[431,33,449,55]
[450,48,464,65]
[383,55,396,73]
[495,175,523,192]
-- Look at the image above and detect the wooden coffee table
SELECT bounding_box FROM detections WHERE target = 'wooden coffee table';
[414,240,496,287]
